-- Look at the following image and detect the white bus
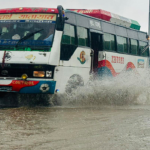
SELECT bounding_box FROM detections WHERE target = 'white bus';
[0,6,149,96]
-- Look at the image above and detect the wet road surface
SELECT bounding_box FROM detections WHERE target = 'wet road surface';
[1,73,150,150]
[1,105,150,150]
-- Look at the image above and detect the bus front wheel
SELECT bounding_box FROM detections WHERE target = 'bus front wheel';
[65,74,84,94]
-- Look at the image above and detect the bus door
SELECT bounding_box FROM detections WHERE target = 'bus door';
[90,31,103,70]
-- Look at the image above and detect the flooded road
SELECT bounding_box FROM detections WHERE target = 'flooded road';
[1,105,150,150]
[1,72,150,150]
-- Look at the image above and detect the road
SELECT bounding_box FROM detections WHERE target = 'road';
[1,105,150,150]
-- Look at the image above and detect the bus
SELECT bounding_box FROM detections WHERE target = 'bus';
[0,5,149,96]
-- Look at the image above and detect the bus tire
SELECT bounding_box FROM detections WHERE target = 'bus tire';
[65,74,84,94]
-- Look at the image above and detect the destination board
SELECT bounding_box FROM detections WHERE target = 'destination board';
[0,13,56,21]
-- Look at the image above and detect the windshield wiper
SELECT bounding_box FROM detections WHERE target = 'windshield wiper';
[15,29,44,48]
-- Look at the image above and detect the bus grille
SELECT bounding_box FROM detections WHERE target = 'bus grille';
[0,64,54,79]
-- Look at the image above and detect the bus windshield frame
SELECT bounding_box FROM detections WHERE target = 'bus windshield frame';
[0,13,57,51]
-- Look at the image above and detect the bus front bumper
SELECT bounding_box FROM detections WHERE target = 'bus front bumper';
[0,80,56,94]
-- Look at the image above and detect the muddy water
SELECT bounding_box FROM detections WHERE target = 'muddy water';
[1,106,150,150]
[1,72,150,150]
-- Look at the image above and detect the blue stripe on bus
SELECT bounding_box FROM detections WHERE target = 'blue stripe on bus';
[19,81,56,94]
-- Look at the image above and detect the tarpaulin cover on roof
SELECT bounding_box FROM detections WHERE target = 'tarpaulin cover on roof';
[69,9,141,31]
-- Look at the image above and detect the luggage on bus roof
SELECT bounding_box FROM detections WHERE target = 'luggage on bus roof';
[68,9,141,31]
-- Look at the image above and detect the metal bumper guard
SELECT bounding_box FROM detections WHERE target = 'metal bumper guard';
[0,80,56,94]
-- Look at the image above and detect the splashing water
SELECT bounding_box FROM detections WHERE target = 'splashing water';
[55,69,150,107]
[1,70,150,108]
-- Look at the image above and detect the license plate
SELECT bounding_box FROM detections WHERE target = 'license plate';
[0,86,12,91]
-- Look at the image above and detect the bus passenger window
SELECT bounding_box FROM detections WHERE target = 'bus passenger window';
[130,39,138,55]
[139,41,149,57]
[116,36,128,53]
[103,33,115,51]
[62,24,75,45]
[77,27,88,47]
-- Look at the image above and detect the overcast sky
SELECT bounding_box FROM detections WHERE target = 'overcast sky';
[0,0,149,32]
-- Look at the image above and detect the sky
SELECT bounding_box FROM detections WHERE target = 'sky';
[0,0,149,32]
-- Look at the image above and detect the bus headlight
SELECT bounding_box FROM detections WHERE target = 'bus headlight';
[21,74,28,80]
[46,71,52,77]
[33,71,45,77]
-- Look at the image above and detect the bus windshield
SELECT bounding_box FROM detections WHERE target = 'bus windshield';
[0,13,56,51]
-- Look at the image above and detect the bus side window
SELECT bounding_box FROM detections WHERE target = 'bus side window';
[130,39,138,55]
[103,33,115,51]
[116,36,128,53]
[60,23,76,60]
[77,27,89,47]
[139,41,149,57]
[62,24,75,45]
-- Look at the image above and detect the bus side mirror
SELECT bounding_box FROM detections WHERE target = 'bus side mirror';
[57,5,64,23]
[57,5,65,31]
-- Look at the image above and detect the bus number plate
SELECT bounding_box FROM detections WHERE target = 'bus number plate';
[0,86,12,91]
